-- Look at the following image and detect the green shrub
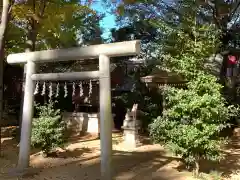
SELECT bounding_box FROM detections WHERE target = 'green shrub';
[31,101,66,155]
[149,74,238,175]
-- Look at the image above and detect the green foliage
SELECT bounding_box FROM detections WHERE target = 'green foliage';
[150,73,238,170]
[150,0,221,80]
[160,24,220,80]
[31,101,66,155]
[5,0,102,57]
[148,1,239,174]
[112,1,240,176]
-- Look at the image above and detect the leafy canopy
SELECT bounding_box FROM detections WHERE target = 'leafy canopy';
[6,0,103,54]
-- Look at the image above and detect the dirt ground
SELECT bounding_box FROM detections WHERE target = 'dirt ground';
[0,127,240,180]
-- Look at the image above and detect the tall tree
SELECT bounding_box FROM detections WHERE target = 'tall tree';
[117,0,240,53]
[115,0,240,103]
[9,0,103,72]
[5,0,103,139]
[0,0,15,155]
[137,1,239,175]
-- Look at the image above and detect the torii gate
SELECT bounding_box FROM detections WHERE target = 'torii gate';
[7,40,140,179]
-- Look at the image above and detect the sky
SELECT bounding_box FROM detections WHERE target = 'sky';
[91,2,117,39]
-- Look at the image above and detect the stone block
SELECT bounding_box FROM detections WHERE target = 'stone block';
[62,112,115,136]
[123,128,141,148]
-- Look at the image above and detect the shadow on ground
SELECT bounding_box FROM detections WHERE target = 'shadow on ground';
[206,136,240,178]
[47,147,93,158]
[176,135,240,179]
[25,149,188,180]
[0,132,195,180]
[66,133,99,144]
[4,131,240,179]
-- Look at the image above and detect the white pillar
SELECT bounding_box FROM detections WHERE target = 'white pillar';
[19,64,27,140]
[99,54,112,180]
[18,60,35,169]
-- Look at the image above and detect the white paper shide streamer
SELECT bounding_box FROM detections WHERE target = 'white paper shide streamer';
[34,81,39,95]
[72,82,76,96]
[41,82,46,96]
[64,82,68,98]
[79,81,83,97]
[88,80,92,97]
[49,82,53,99]
[55,83,60,98]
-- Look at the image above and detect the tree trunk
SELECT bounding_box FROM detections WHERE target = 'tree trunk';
[19,0,46,141]
[194,160,200,177]
[0,0,13,156]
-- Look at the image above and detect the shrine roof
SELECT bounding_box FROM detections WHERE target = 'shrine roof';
[141,68,186,84]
